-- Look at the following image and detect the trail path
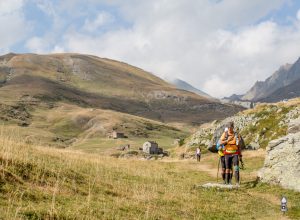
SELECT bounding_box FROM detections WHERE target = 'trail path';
[153,151,290,219]
[197,162,217,177]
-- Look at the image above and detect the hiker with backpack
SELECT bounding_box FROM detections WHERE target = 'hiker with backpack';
[219,122,243,185]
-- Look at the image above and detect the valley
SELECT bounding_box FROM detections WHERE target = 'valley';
[0,53,299,219]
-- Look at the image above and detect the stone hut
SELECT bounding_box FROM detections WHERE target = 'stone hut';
[112,131,125,139]
[142,141,163,154]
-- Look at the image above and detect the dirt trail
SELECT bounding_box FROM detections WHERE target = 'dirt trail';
[197,162,218,177]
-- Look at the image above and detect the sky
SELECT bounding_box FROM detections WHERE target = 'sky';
[1,0,300,98]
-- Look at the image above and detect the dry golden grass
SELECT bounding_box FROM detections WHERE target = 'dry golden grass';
[0,127,299,219]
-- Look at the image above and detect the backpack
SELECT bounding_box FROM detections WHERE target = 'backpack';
[207,125,228,153]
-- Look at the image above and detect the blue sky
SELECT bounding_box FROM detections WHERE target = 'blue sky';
[1,0,300,97]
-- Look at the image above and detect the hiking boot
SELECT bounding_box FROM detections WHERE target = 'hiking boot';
[225,173,230,184]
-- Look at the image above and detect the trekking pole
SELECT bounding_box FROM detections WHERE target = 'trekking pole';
[217,157,220,183]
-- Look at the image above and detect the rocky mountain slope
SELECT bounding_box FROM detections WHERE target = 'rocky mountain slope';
[260,78,300,102]
[166,78,214,100]
[186,101,297,150]
[242,58,300,102]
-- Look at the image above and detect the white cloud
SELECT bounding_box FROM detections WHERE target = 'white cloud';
[83,11,114,32]
[9,0,300,98]
[25,37,49,53]
[0,0,29,53]
[0,0,23,15]
[52,45,65,53]
[35,0,56,17]
[58,0,300,98]
[297,9,300,20]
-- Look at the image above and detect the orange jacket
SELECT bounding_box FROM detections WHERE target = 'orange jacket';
[220,131,241,155]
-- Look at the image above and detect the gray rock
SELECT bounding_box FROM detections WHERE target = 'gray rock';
[258,132,300,192]
[287,117,300,134]
[248,142,260,150]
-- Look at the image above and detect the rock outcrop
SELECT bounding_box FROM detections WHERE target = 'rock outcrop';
[258,116,300,191]
[186,113,257,148]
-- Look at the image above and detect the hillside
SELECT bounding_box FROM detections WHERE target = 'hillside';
[0,53,243,152]
[186,99,300,151]
[0,53,241,125]
[0,129,299,219]
[242,58,300,102]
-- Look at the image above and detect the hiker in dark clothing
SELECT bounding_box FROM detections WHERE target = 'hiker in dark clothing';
[219,122,243,185]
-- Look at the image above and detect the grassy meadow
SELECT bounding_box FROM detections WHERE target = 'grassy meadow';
[0,128,299,219]
[0,102,189,154]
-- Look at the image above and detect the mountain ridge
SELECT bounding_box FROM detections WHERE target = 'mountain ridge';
[242,58,300,101]
[166,78,214,100]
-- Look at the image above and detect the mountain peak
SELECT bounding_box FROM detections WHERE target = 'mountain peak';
[242,57,300,102]
[165,77,215,100]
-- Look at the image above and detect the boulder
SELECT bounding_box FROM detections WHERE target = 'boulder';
[287,117,300,134]
[258,132,300,191]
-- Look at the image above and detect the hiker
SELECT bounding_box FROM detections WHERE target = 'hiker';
[220,122,243,185]
[216,127,228,184]
[196,147,201,162]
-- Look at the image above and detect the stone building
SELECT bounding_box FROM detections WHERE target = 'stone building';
[142,141,163,154]
[112,131,125,139]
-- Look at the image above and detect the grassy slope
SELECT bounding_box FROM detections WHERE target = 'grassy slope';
[0,130,299,219]
[0,53,243,125]
[241,101,296,148]
[0,53,243,153]
[0,102,188,154]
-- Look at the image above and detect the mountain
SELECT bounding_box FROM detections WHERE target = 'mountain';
[242,58,300,102]
[0,53,243,150]
[260,78,300,102]
[221,93,253,109]
[166,78,214,100]
[0,53,242,124]
[222,94,243,102]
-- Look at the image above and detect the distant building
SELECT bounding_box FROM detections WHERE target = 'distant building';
[112,131,125,139]
[142,141,163,154]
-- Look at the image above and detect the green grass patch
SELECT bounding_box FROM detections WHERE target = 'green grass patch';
[241,106,292,148]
